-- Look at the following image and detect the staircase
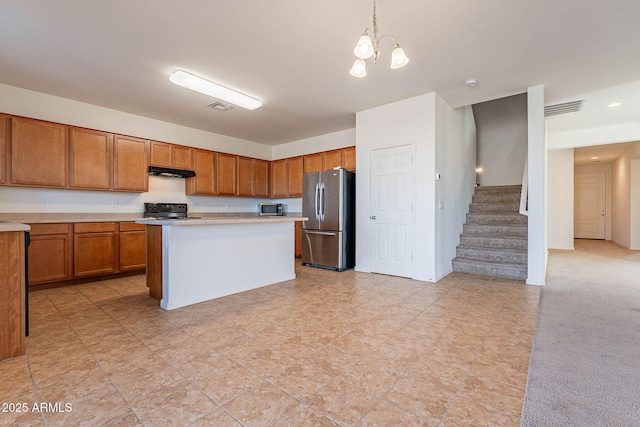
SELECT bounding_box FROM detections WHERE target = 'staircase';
[452,185,528,280]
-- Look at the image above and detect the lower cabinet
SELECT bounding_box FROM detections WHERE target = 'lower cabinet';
[295,221,302,258]
[27,221,146,285]
[73,223,118,277]
[119,222,146,271]
[28,223,73,285]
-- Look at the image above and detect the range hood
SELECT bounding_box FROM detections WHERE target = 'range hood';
[148,166,196,178]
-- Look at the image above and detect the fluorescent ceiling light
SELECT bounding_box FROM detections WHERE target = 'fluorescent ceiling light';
[169,70,262,110]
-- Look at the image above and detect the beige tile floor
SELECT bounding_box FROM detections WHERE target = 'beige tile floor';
[0,263,540,426]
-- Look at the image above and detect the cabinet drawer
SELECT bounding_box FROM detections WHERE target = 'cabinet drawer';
[119,222,146,232]
[74,222,117,233]
[28,223,71,236]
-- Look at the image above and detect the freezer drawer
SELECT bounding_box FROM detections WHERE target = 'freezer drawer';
[302,229,344,271]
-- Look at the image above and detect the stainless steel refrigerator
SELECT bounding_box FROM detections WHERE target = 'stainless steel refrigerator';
[301,168,355,271]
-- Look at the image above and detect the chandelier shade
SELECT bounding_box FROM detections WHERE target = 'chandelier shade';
[349,0,409,77]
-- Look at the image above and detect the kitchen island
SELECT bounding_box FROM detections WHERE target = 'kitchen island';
[136,216,306,310]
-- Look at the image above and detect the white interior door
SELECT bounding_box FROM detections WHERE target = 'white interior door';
[370,145,414,278]
[575,172,606,239]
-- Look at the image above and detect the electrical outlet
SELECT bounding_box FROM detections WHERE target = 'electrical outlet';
[439,201,444,210]
[111,200,118,208]
[44,198,53,207]
[225,203,230,209]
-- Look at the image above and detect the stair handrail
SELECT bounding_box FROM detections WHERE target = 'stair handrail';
[519,153,528,216]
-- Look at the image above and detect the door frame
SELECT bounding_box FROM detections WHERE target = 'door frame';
[574,166,612,241]
[368,143,416,278]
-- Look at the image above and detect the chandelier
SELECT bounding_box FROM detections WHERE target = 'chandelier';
[349,0,410,78]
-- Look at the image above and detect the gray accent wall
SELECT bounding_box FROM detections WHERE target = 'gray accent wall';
[473,93,528,186]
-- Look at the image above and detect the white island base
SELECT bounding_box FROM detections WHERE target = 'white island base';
[137,217,304,310]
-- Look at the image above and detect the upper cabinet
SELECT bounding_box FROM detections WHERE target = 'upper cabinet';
[254,159,269,198]
[287,156,303,197]
[11,117,67,188]
[186,149,217,196]
[270,159,288,198]
[217,153,238,196]
[303,152,323,173]
[113,135,149,192]
[0,115,8,185]
[237,157,270,198]
[343,146,356,170]
[323,149,343,170]
[68,127,113,190]
[150,141,194,170]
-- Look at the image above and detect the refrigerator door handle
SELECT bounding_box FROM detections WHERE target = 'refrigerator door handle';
[305,230,336,236]
[315,183,320,220]
[320,182,326,221]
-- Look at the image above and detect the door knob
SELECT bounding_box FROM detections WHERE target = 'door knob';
[601,209,605,216]
[370,216,376,220]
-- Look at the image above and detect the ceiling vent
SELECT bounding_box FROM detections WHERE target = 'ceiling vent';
[207,101,233,111]
[544,100,584,117]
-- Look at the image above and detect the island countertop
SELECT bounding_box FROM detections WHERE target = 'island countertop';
[0,222,31,232]
[136,216,307,226]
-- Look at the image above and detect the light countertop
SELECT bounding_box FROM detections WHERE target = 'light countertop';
[136,216,307,226]
[0,222,31,232]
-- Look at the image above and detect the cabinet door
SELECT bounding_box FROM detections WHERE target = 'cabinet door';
[217,153,238,196]
[0,115,8,185]
[69,127,113,190]
[323,149,343,170]
[270,159,288,198]
[186,149,216,195]
[237,157,254,197]
[0,231,26,360]
[28,224,72,284]
[119,231,146,271]
[343,146,356,170]
[303,153,323,173]
[287,156,303,197]
[74,232,118,277]
[150,141,172,167]
[294,221,302,258]
[11,117,67,187]
[172,145,194,169]
[254,159,270,198]
[113,135,149,192]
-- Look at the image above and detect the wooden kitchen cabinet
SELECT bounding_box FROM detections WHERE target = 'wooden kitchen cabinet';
[186,149,217,195]
[150,141,194,170]
[113,135,149,192]
[0,231,26,361]
[237,156,254,197]
[118,222,146,272]
[28,223,72,284]
[68,127,113,190]
[11,117,67,188]
[254,159,269,198]
[303,152,323,173]
[0,115,8,185]
[287,156,303,197]
[217,153,238,196]
[343,146,356,170]
[323,149,343,170]
[294,221,302,258]
[73,222,118,277]
[270,159,288,198]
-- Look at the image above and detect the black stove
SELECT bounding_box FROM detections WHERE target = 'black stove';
[144,203,193,219]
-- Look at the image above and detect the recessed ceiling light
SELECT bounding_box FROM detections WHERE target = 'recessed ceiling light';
[169,70,262,110]
[466,78,478,87]
[607,102,622,108]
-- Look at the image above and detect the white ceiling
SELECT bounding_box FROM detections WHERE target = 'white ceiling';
[574,142,636,166]
[1,0,639,146]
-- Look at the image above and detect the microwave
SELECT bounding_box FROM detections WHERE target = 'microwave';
[260,203,284,216]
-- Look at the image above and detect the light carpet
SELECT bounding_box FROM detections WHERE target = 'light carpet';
[520,239,640,426]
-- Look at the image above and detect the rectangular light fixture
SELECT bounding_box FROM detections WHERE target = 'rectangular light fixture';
[169,70,262,110]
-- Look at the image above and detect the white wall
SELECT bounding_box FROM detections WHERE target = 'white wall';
[355,93,437,280]
[548,122,640,150]
[527,85,547,286]
[473,94,528,186]
[355,92,475,282]
[271,129,355,160]
[611,141,640,249]
[547,149,574,250]
[434,98,476,280]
